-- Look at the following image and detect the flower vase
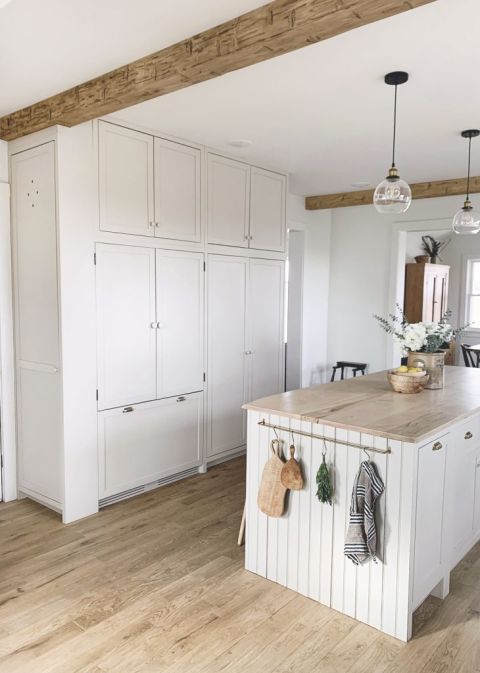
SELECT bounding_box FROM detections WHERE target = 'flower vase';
[407,351,445,389]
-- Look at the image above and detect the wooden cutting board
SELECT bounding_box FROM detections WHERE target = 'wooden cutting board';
[257,439,287,517]
[281,445,304,491]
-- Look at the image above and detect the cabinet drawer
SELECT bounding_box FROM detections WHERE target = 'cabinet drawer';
[98,393,203,498]
[457,416,480,453]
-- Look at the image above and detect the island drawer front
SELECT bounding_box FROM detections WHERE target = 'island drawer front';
[456,416,480,453]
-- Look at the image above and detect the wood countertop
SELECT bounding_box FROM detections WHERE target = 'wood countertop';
[244,366,480,443]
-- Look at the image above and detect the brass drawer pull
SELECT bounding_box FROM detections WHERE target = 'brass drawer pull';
[465,431,473,440]
[122,406,134,413]
[432,441,443,451]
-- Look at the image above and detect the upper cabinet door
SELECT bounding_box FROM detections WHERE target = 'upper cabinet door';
[207,154,250,247]
[99,122,154,236]
[249,168,286,252]
[96,244,157,410]
[154,138,201,242]
[247,259,285,402]
[155,250,204,398]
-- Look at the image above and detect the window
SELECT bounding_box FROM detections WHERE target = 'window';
[465,258,480,328]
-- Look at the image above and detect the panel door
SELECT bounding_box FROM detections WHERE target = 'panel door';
[207,255,248,457]
[154,138,201,242]
[207,154,250,247]
[98,393,203,498]
[475,452,480,535]
[11,143,62,504]
[247,258,285,402]
[249,168,286,252]
[96,244,157,410]
[156,249,204,398]
[413,436,447,608]
[99,121,154,236]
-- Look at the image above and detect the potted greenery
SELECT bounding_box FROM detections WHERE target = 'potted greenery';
[374,306,463,389]
[421,235,450,264]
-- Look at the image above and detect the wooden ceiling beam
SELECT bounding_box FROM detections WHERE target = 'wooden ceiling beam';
[305,176,480,210]
[0,0,435,141]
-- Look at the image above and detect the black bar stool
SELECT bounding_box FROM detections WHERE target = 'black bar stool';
[331,361,367,382]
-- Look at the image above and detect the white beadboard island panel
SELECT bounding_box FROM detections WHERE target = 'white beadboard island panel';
[245,410,417,641]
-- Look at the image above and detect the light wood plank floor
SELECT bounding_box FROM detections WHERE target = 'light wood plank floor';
[0,456,479,673]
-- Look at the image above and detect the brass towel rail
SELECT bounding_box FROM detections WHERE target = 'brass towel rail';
[257,419,391,455]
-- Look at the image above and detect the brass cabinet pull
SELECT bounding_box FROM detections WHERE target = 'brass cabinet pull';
[432,441,443,451]
[465,431,473,440]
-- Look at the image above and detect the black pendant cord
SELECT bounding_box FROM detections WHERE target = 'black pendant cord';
[466,136,472,201]
[391,83,398,169]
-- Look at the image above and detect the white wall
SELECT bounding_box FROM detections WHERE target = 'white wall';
[325,194,480,373]
[287,194,331,386]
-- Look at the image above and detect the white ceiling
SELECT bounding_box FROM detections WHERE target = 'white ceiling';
[0,0,268,115]
[3,0,480,196]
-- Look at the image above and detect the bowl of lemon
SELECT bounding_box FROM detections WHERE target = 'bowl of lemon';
[387,365,429,394]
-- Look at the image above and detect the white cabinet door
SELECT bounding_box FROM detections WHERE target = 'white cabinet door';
[207,154,250,247]
[248,258,285,402]
[11,143,62,504]
[99,122,154,236]
[156,250,204,398]
[207,255,248,457]
[96,244,157,410]
[154,138,201,242]
[448,419,478,567]
[475,452,480,535]
[249,168,286,252]
[413,436,447,608]
[98,393,203,498]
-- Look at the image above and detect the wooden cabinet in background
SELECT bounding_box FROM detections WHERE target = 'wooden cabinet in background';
[404,263,450,323]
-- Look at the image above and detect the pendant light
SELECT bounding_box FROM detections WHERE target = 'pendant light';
[373,71,412,214]
[452,130,480,235]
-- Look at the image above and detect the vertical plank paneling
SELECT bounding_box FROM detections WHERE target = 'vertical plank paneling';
[263,415,281,582]
[297,418,312,598]
[380,438,402,636]
[396,442,416,641]
[273,414,289,587]
[308,422,322,601]
[319,423,335,606]
[244,411,417,641]
[343,430,361,618]
[355,431,372,624]
[245,411,259,573]
[331,426,348,612]
[256,413,270,577]
[367,434,388,629]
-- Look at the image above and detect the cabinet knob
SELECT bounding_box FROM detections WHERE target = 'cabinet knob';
[150,321,158,329]
[244,350,252,355]
[432,441,443,451]
[465,431,473,440]
[122,406,134,413]
[149,221,154,228]
[176,396,186,402]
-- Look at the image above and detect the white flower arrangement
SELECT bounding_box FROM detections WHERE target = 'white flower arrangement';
[374,306,458,355]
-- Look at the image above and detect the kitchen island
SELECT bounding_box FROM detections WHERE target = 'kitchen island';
[243,367,480,641]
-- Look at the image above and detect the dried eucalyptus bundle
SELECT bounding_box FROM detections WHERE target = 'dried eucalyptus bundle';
[316,453,333,505]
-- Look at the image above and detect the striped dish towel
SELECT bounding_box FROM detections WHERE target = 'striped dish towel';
[344,460,384,565]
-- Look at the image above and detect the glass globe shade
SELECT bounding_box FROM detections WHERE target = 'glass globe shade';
[373,176,412,214]
[452,205,480,235]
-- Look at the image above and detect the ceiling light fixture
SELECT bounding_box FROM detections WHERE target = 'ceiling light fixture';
[228,139,252,148]
[373,71,412,214]
[452,129,480,235]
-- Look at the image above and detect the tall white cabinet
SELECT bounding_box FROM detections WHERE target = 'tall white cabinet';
[11,143,62,508]
[9,119,287,521]
[207,255,284,459]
